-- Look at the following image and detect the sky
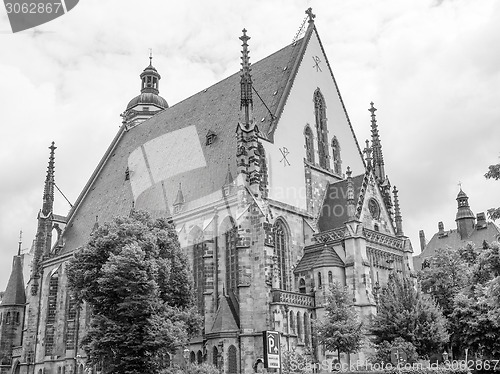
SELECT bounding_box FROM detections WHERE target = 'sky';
[0,0,499,289]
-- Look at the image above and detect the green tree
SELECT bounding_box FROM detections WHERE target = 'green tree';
[314,283,364,362]
[369,337,418,365]
[67,211,202,374]
[371,275,449,357]
[485,157,500,221]
[418,246,471,317]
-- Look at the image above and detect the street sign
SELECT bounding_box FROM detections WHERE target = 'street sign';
[263,331,281,369]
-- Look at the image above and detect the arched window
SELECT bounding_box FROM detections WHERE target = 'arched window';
[66,293,77,350]
[318,272,322,288]
[212,347,219,367]
[228,345,237,374]
[332,136,342,175]
[192,229,205,314]
[190,351,196,363]
[289,311,295,334]
[304,125,315,163]
[328,271,333,285]
[225,223,238,294]
[78,364,84,374]
[297,311,303,341]
[299,278,306,294]
[274,220,288,290]
[197,350,203,364]
[314,89,330,170]
[45,271,59,355]
[304,313,310,346]
[164,353,171,368]
[6,312,11,324]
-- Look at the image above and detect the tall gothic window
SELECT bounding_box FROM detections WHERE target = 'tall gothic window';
[228,345,237,374]
[192,230,205,314]
[65,294,77,350]
[258,143,268,198]
[304,125,314,163]
[45,271,59,356]
[274,220,288,290]
[225,226,238,294]
[332,136,342,175]
[314,89,330,169]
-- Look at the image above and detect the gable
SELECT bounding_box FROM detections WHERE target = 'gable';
[357,172,395,235]
[262,25,365,211]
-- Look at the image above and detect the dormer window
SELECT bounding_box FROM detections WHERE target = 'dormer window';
[206,130,217,145]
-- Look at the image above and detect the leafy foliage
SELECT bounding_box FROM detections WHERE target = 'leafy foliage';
[371,275,449,356]
[314,282,364,356]
[485,158,500,220]
[160,363,220,374]
[67,211,202,374]
[418,246,471,317]
[369,337,418,365]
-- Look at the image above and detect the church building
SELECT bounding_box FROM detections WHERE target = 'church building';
[0,9,414,374]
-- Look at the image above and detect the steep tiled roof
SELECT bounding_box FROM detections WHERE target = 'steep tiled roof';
[210,296,239,333]
[413,222,500,269]
[316,174,364,232]
[1,256,26,306]
[294,244,344,273]
[62,37,307,252]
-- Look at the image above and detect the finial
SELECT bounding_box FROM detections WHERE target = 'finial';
[458,181,462,190]
[149,48,153,66]
[369,101,377,115]
[346,166,352,178]
[18,230,23,255]
[305,7,316,23]
[363,139,373,167]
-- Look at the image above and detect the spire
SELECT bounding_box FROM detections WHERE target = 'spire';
[369,102,385,181]
[240,29,253,126]
[346,166,356,220]
[2,250,26,306]
[224,164,234,186]
[393,186,404,236]
[173,183,185,213]
[42,142,56,217]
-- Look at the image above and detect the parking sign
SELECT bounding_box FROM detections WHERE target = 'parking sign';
[263,331,280,369]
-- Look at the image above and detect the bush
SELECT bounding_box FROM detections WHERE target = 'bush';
[160,363,220,374]
[369,338,419,365]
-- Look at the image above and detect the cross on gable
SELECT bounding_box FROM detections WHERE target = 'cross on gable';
[305,7,315,23]
[369,101,377,115]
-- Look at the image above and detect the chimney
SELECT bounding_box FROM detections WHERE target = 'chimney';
[476,212,487,229]
[419,230,426,252]
[438,221,448,238]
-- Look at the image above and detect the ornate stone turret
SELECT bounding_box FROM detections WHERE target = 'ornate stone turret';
[173,183,185,214]
[122,52,169,126]
[31,142,56,295]
[455,188,475,239]
[346,166,356,220]
[369,102,385,182]
[236,29,261,197]
[393,186,404,236]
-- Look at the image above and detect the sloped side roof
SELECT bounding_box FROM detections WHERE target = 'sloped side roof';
[62,38,306,252]
[1,256,26,306]
[294,245,344,273]
[317,174,364,232]
[210,296,240,333]
[413,222,500,269]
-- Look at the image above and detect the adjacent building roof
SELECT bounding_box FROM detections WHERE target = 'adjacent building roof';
[1,256,26,306]
[413,222,500,269]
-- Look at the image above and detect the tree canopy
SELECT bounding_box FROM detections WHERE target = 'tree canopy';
[67,210,202,374]
[314,283,364,358]
[485,157,500,221]
[371,275,448,357]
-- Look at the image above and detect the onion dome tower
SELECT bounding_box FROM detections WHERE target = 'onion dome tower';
[122,52,169,126]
